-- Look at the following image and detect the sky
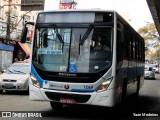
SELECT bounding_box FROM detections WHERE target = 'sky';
[44,0,153,31]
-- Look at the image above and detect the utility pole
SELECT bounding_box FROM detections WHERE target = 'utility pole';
[6,0,12,40]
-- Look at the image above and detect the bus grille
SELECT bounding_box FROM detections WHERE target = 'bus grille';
[45,92,91,103]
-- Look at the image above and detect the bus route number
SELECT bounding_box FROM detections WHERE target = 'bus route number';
[84,85,93,90]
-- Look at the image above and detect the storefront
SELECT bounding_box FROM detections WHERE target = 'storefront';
[0,44,14,71]
[14,42,31,61]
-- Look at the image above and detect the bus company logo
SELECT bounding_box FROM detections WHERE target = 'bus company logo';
[64,85,69,89]
[58,73,77,77]
[2,112,11,117]
[1,112,42,118]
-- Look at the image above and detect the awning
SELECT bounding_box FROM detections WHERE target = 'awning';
[18,42,30,56]
[0,44,14,51]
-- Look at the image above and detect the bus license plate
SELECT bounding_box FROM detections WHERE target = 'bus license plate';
[60,98,75,104]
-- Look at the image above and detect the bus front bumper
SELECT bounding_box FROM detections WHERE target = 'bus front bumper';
[29,84,118,107]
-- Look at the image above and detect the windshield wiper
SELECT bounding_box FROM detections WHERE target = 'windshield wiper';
[53,25,64,43]
[80,25,93,45]
[13,70,26,74]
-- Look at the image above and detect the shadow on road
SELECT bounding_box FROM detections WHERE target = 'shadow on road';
[1,90,29,95]
[40,94,160,120]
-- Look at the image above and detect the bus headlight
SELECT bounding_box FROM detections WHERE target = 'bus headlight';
[30,74,40,88]
[96,77,112,92]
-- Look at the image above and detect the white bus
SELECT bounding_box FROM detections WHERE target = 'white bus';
[21,10,145,110]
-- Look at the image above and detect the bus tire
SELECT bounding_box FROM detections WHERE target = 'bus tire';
[50,102,63,111]
[121,79,127,103]
[135,77,140,97]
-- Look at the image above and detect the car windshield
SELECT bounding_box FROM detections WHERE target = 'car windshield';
[5,64,29,74]
[33,25,113,73]
[145,66,153,71]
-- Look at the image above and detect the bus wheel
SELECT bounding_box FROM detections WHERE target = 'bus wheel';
[135,77,140,97]
[121,79,127,103]
[50,102,63,111]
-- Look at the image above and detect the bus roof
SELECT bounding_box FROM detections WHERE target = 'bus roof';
[36,9,115,24]
[41,9,116,14]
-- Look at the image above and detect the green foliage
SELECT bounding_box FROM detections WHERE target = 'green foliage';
[138,23,158,41]
[138,23,160,61]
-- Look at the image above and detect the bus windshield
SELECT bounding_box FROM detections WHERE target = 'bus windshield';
[33,25,113,73]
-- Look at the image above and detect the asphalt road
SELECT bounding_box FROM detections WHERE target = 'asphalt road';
[1,74,160,120]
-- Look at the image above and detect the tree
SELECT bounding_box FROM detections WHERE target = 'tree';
[138,23,160,61]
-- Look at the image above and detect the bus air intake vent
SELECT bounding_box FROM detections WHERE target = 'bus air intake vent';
[45,92,91,103]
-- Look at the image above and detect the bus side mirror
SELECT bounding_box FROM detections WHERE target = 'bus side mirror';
[21,22,35,43]
[21,26,28,43]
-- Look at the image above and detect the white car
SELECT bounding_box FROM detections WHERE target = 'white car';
[144,65,155,79]
[151,64,159,73]
[0,62,29,93]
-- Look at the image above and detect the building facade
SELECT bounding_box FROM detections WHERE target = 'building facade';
[0,0,42,70]
[0,0,39,40]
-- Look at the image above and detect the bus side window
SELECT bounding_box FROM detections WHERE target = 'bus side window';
[123,29,128,58]
[117,30,123,68]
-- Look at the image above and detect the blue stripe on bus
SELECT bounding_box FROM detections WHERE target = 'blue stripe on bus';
[31,64,43,87]
[71,89,94,92]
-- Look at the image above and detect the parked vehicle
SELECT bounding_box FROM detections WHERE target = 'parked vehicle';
[144,65,155,79]
[150,64,159,73]
[0,62,29,93]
